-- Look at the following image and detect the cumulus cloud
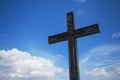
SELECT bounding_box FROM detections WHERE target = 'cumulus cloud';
[112,31,120,39]
[80,44,120,80]
[0,48,63,80]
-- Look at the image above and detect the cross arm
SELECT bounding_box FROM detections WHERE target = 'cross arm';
[74,24,100,38]
[48,24,100,44]
[48,32,69,44]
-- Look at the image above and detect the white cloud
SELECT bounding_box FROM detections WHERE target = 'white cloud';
[57,54,64,58]
[0,48,63,80]
[80,44,120,80]
[115,66,120,74]
[78,0,87,3]
[112,31,120,39]
[84,68,110,77]
[80,44,120,64]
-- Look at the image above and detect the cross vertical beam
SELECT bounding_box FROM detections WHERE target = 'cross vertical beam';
[67,12,80,80]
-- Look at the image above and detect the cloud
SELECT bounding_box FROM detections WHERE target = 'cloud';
[80,44,120,64]
[80,44,120,80]
[84,68,110,77]
[78,0,87,3]
[0,48,63,80]
[112,31,120,39]
[114,66,120,76]
[57,54,64,58]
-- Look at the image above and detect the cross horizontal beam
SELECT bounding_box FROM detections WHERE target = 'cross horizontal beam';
[48,24,100,44]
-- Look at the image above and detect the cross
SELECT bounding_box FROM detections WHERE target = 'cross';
[48,12,100,80]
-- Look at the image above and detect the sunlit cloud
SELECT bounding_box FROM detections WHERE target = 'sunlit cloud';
[0,48,63,80]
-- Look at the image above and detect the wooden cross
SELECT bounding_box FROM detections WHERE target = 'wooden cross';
[48,12,100,80]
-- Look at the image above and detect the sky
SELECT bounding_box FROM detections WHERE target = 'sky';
[0,0,120,80]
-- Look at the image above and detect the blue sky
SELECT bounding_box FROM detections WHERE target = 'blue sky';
[0,0,120,80]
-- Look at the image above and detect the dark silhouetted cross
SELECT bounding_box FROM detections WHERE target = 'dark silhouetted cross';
[48,12,100,80]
